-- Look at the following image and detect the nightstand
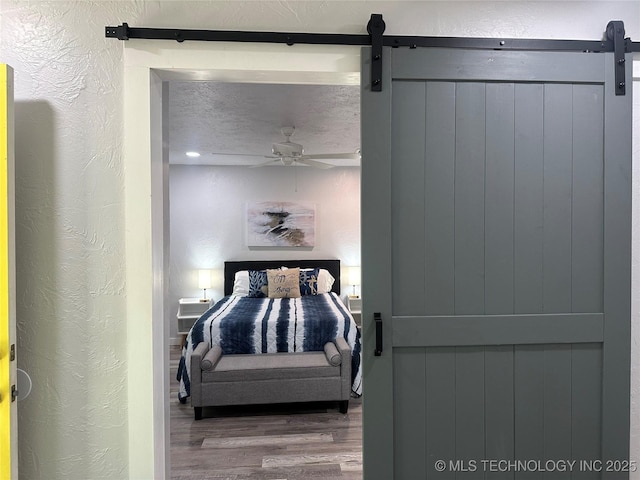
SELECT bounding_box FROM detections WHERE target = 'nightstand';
[346,296,362,328]
[177,298,212,336]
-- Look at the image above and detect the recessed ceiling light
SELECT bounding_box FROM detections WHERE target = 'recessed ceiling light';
[186,151,201,158]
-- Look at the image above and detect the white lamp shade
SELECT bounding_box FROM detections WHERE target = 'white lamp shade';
[348,266,361,286]
[198,269,212,289]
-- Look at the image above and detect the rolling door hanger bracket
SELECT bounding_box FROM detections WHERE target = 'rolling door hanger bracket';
[606,21,629,96]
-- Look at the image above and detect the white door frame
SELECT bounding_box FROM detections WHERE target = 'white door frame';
[123,40,360,479]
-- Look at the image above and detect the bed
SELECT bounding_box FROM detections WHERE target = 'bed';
[176,259,362,415]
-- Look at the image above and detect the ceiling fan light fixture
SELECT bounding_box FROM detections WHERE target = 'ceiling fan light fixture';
[272,142,303,158]
[250,125,359,169]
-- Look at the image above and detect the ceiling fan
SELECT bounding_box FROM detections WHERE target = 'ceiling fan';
[250,126,360,169]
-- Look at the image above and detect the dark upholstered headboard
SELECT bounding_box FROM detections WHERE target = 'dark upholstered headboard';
[224,259,341,296]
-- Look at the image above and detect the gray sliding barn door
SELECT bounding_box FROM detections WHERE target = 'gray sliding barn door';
[361,47,631,480]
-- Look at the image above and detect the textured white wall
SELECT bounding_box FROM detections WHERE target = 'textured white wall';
[0,2,135,479]
[0,1,637,479]
[168,165,361,342]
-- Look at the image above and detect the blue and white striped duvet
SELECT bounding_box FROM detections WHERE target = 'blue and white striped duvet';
[177,292,362,403]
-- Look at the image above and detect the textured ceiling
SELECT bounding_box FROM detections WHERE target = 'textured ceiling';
[168,82,361,167]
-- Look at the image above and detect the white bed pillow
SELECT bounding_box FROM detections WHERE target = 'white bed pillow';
[316,268,336,293]
[231,270,250,296]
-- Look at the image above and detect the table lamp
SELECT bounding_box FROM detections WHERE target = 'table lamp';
[348,266,361,298]
[198,269,212,302]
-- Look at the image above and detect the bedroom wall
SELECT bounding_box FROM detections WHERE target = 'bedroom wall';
[168,165,361,342]
[0,1,637,479]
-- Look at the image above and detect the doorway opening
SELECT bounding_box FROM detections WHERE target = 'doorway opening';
[165,79,363,476]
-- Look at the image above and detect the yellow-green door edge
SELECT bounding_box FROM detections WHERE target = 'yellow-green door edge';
[0,64,16,480]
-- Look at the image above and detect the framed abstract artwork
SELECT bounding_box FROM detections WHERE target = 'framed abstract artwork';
[247,201,315,248]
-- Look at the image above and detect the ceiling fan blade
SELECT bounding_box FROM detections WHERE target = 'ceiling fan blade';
[297,158,334,169]
[249,158,283,168]
[210,152,266,158]
[302,153,361,160]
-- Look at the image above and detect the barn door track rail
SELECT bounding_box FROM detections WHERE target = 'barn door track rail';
[106,14,639,95]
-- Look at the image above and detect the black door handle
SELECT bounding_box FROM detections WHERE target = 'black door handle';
[374,312,383,356]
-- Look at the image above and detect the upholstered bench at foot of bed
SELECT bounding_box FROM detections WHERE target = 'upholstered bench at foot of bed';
[190,337,352,420]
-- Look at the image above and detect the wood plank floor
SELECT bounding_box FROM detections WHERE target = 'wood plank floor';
[170,346,363,480]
